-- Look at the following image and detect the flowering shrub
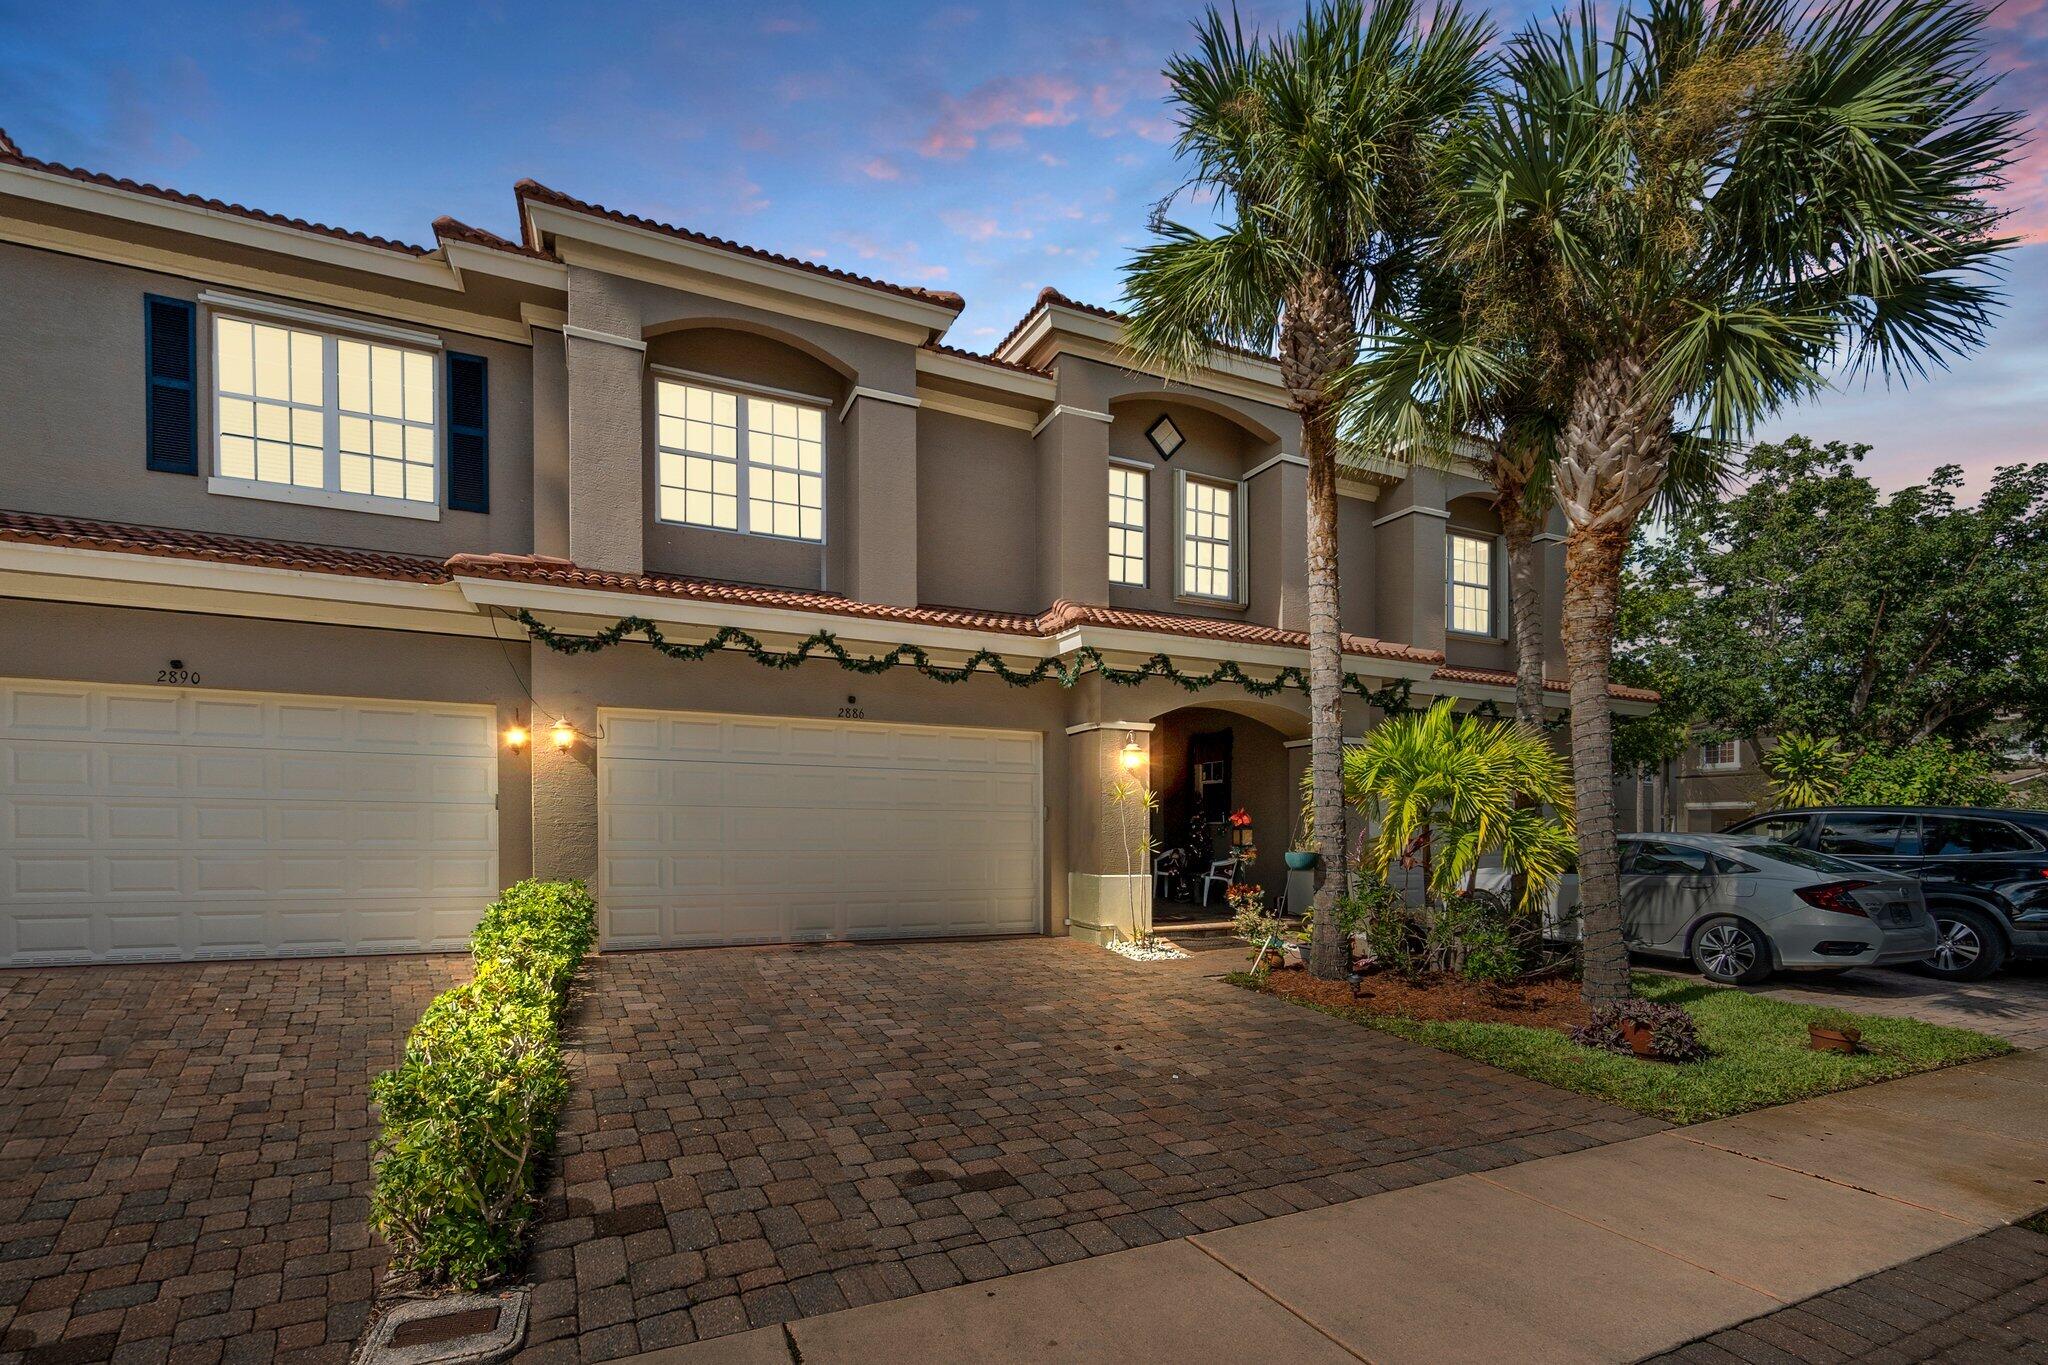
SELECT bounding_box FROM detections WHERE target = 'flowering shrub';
[370,879,595,1287]
[1571,999,1708,1063]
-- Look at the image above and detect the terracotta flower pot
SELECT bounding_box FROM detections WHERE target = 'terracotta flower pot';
[1619,1018,1660,1058]
[1808,1023,1862,1054]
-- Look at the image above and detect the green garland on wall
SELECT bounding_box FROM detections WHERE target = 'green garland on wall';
[512,609,1418,710]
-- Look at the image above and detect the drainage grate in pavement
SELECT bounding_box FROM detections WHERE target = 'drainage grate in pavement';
[389,1306,502,1348]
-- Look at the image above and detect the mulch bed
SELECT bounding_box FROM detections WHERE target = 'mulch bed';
[1259,963,1593,1032]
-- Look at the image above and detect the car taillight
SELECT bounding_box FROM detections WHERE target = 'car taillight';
[1795,880,1874,916]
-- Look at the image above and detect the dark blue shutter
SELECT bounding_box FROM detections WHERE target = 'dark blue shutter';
[446,351,489,513]
[144,295,197,474]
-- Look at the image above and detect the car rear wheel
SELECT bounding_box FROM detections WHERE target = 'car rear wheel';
[1691,916,1772,985]
[1919,907,2007,982]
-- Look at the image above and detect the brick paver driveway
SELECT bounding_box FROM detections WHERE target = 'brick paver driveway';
[0,955,469,1365]
[521,938,1664,1361]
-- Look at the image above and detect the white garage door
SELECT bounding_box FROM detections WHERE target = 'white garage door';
[0,679,499,965]
[599,709,1041,947]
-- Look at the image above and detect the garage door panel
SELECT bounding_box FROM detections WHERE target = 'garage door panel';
[599,708,1041,948]
[0,680,498,965]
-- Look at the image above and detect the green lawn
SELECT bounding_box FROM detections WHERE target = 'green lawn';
[1234,970,2010,1124]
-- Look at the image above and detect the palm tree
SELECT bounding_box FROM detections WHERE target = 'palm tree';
[1122,0,1492,980]
[1375,0,2023,1003]
[1343,698,1576,905]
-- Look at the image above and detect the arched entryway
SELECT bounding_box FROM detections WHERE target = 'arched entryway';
[1147,703,1302,925]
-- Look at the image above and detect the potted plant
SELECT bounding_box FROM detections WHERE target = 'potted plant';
[1285,799,1318,871]
[1806,1009,1864,1054]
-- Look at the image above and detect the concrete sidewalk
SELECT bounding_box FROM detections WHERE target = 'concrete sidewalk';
[623,1050,2048,1364]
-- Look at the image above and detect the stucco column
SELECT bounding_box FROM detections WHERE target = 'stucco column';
[1248,455,1309,632]
[1035,408,1112,608]
[529,649,599,889]
[1372,487,1449,658]
[532,326,570,560]
[1064,721,1154,944]
[1540,531,1567,681]
[843,393,919,606]
[564,266,644,575]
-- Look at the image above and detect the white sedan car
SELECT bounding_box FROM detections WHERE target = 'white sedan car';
[1475,833,1937,984]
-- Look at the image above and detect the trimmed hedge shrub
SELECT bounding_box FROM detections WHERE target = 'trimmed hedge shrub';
[370,879,595,1288]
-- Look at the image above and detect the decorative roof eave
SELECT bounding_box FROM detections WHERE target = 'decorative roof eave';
[0,512,1654,706]
[515,181,965,341]
[992,288,1290,398]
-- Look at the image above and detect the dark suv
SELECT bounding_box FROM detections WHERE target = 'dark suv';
[1723,807,2048,980]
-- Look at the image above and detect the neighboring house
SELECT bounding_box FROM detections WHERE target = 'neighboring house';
[1667,736,1772,833]
[0,131,1655,965]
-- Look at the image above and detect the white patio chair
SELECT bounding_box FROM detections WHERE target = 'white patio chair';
[1152,850,1175,899]
[1200,854,1239,906]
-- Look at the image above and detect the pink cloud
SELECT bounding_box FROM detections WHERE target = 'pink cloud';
[941,210,1032,242]
[856,156,903,181]
[917,74,1081,159]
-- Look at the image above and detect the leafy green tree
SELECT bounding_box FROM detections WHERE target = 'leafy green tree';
[1624,439,2048,751]
[1361,0,2021,1003]
[1122,0,1491,981]
[1342,699,1577,905]
[1841,740,2010,808]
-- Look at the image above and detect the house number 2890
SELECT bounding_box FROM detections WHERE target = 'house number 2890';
[157,664,202,685]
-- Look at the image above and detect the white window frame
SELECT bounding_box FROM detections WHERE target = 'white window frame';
[201,295,443,522]
[1108,460,1149,588]
[1445,531,1498,637]
[654,375,826,544]
[1698,740,1742,771]
[1175,470,1245,607]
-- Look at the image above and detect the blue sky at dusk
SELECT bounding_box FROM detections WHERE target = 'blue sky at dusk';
[4,0,2043,495]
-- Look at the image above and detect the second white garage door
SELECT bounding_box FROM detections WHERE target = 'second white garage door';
[598,709,1042,947]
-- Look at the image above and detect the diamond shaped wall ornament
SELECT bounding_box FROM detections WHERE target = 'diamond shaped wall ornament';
[1147,414,1185,459]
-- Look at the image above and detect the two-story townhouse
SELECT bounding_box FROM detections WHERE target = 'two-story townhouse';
[0,130,1654,965]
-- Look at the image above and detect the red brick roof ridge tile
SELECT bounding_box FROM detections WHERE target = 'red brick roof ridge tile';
[919,340,1051,378]
[432,215,560,263]
[993,285,1281,369]
[0,134,434,257]
[0,510,451,582]
[514,179,966,311]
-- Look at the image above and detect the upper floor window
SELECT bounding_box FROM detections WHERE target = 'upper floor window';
[1108,464,1148,587]
[1699,740,1740,770]
[656,378,823,542]
[1179,474,1238,603]
[212,314,438,511]
[1446,532,1495,636]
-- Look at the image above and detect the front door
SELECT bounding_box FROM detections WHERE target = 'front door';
[1188,729,1233,827]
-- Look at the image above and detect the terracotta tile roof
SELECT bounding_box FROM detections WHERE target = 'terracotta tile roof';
[446,553,1041,633]
[1038,600,1441,665]
[0,510,452,582]
[514,180,966,312]
[994,285,1282,371]
[447,553,1441,664]
[0,129,434,257]
[1430,663,1660,704]
[0,513,1653,699]
[919,340,1051,379]
[432,215,559,263]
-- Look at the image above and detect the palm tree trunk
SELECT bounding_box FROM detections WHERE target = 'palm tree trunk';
[1501,502,1546,729]
[1563,523,1630,1004]
[1304,398,1350,981]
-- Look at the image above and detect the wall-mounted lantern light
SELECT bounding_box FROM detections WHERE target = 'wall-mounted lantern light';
[1120,738,1145,771]
[550,720,578,751]
[503,724,529,752]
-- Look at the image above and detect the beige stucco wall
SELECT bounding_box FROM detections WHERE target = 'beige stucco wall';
[0,241,535,558]
[0,599,536,888]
